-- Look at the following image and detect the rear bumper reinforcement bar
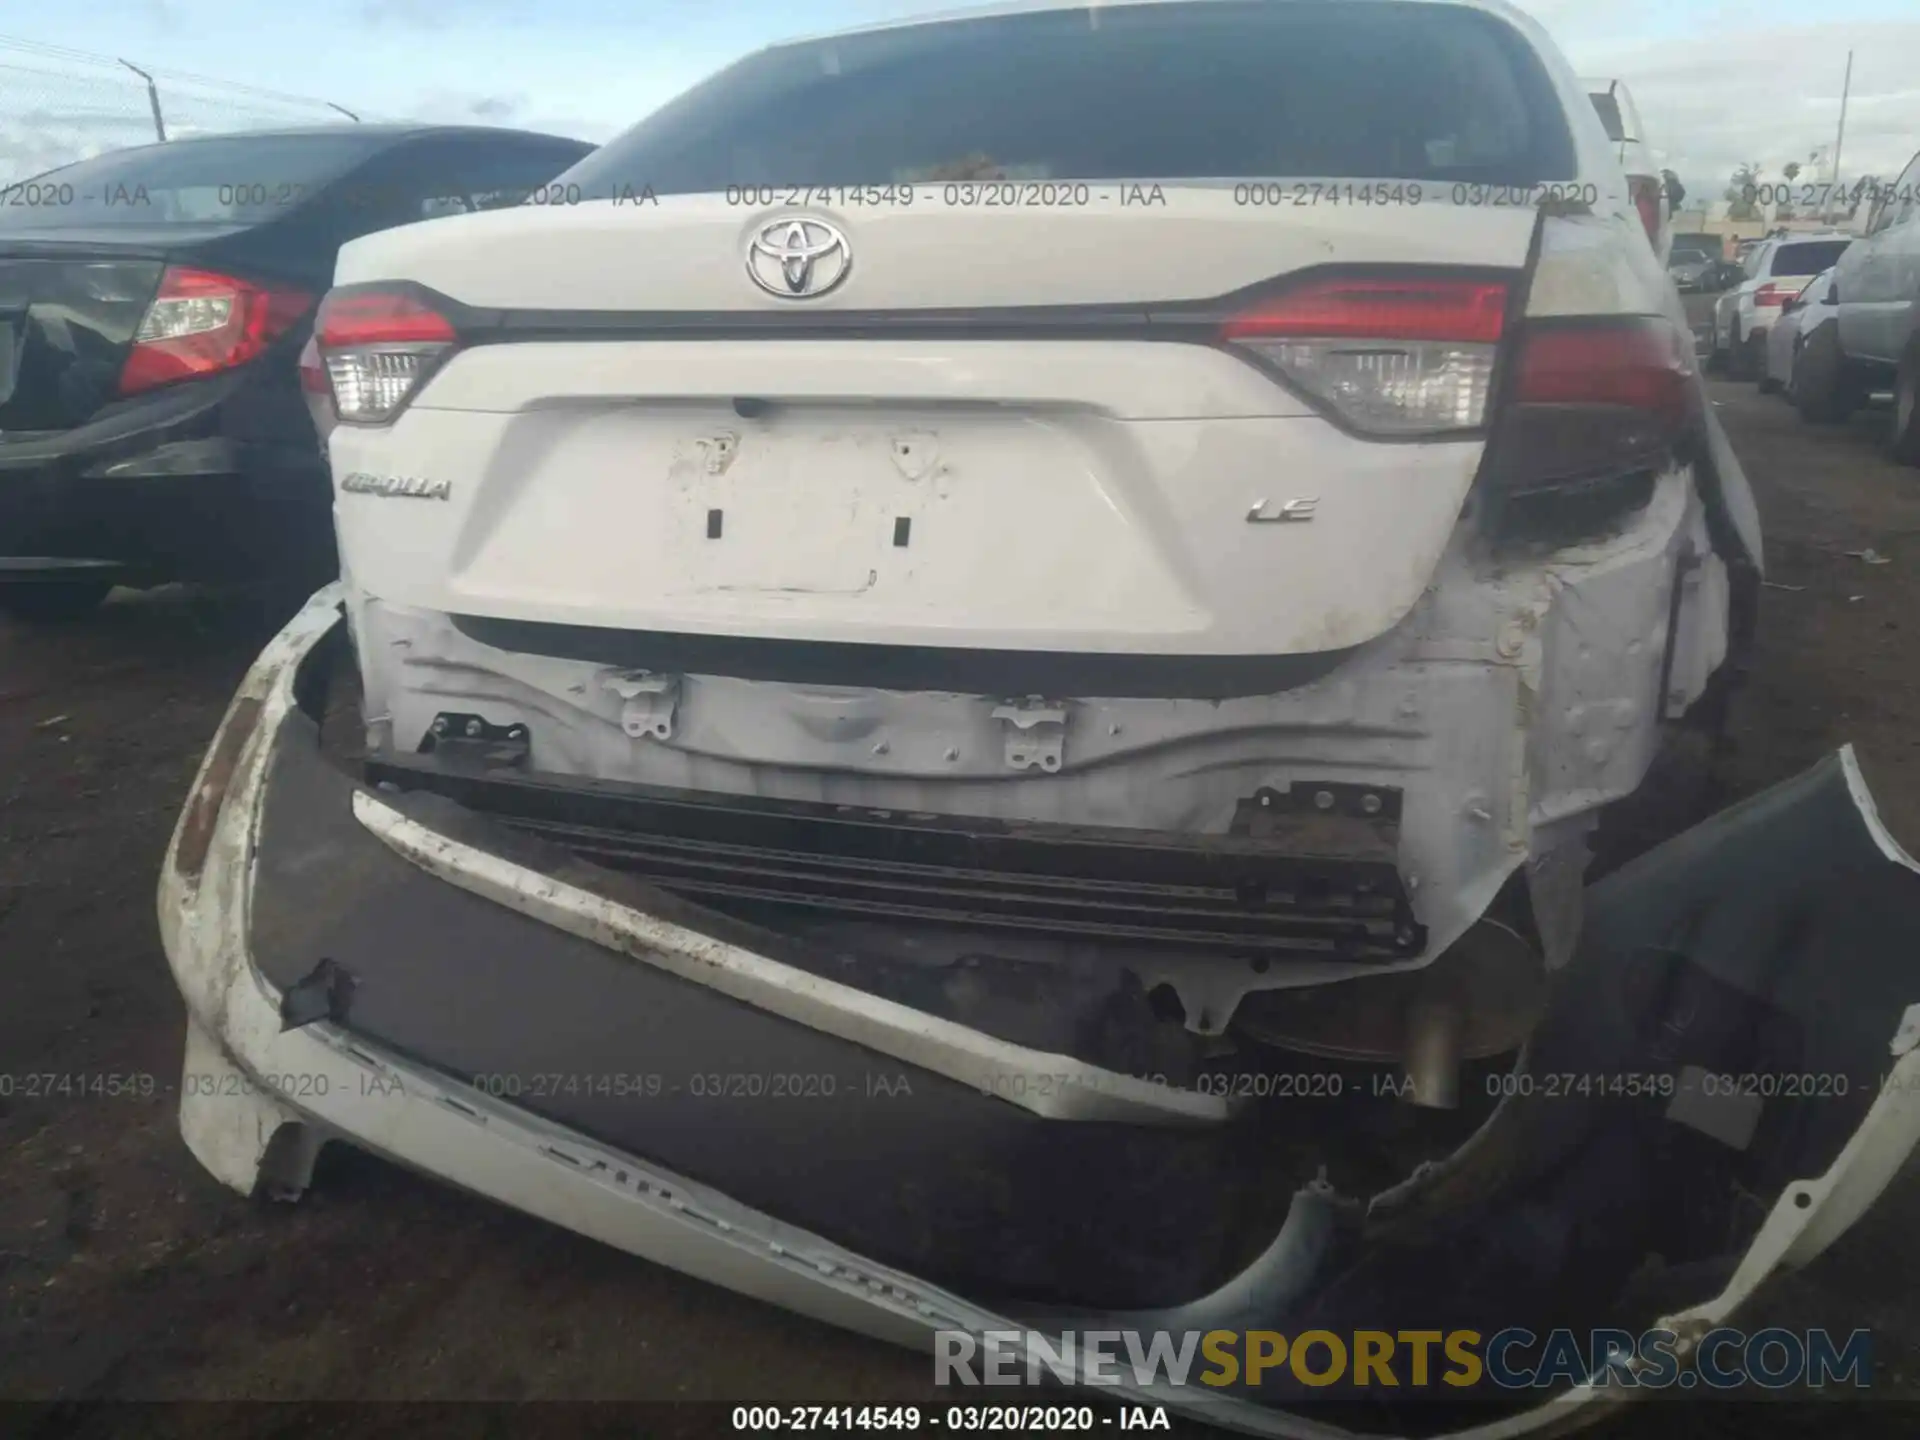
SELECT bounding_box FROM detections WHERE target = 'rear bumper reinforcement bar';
[363,751,1427,961]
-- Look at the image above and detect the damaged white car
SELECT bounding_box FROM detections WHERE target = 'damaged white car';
[159,0,1920,1432]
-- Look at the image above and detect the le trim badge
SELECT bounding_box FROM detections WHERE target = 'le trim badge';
[1246,497,1318,523]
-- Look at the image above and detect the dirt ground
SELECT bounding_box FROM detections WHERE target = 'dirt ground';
[5,371,1920,1436]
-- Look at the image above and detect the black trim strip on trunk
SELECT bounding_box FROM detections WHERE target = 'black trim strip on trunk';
[327,261,1518,445]
[326,262,1520,346]
[449,614,1357,700]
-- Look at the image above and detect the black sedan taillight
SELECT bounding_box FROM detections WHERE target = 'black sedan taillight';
[119,266,312,396]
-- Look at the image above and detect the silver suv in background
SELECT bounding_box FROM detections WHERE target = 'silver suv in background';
[1711,231,1853,379]
[1668,237,1719,291]
[1795,148,1920,460]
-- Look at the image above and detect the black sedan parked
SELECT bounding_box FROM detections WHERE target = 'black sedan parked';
[0,124,592,619]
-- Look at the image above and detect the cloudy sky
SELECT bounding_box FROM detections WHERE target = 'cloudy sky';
[3,0,1918,196]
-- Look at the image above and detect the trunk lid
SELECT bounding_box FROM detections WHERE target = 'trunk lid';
[322,0,1608,672]
[343,191,1542,312]
[330,196,1543,666]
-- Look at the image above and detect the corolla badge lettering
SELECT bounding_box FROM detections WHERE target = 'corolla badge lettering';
[341,472,452,501]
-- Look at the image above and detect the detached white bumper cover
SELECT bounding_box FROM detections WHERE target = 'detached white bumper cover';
[158,588,1920,1436]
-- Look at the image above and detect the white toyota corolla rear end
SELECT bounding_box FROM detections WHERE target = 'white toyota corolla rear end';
[309,0,1750,1036]
[169,8,1920,1434]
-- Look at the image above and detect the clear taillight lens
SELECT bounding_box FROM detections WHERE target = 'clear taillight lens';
[324,347,446,423]
[136,291,232,342]
[1221,276,1509,436]
[314,288,458,424]
[1239,339,1497,434]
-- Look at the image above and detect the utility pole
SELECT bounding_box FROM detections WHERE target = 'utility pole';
[1829,50,1852,224]
[118,58,165,142]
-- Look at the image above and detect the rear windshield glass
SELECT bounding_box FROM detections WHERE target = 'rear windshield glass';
[559,0,1575,197]
[0,133,386,229]
[1588,93,1626,143]
[1772,240,1850,276]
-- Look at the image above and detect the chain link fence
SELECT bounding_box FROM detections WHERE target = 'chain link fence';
[1,40,380,183]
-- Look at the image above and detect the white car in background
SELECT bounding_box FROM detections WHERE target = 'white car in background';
[1761,268,1836,396]
[1583,76,1668,259]
[1712,231,1853,379]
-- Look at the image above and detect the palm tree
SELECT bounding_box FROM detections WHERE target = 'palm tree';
[1778,161,1801,220]
[1726,163,1763,221]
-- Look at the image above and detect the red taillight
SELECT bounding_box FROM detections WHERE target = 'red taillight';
[297,336,329,395]
[1629,176,1663,245]
[297,334,337,446]
[1222,275,1510,435]
[1512,323,1694,421]
[313,287,458,424]
[118,266,312,397]
[1222,276,1509,345]
[1483,318,1697,496]
[1753,282,1797,307]
[316,289,458,347]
